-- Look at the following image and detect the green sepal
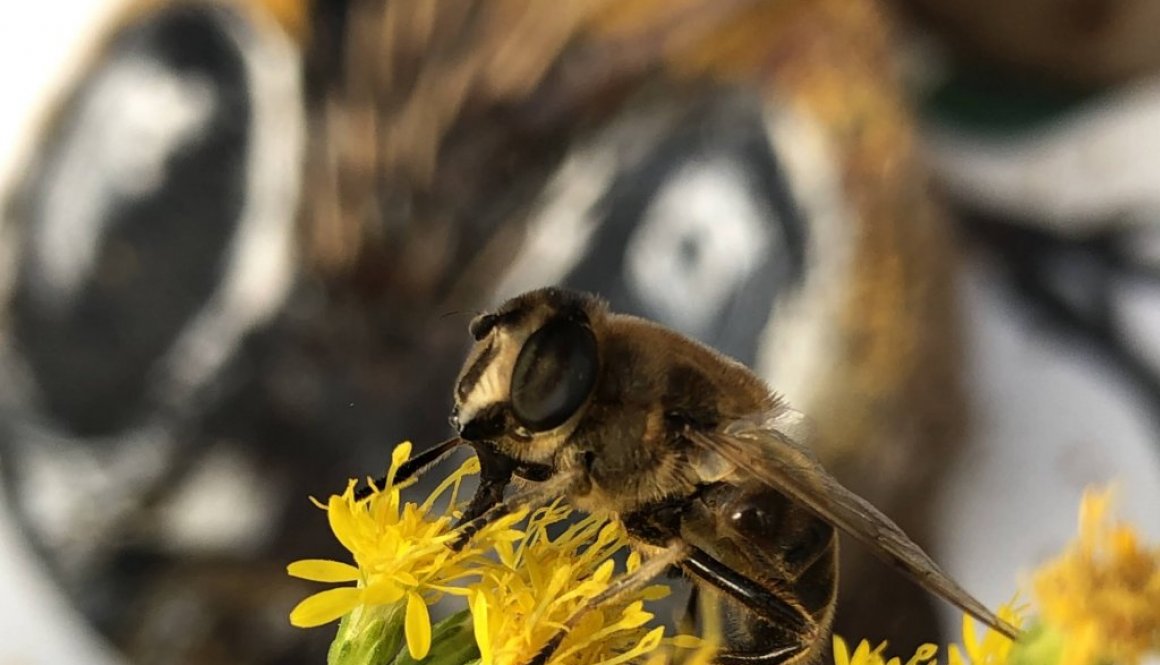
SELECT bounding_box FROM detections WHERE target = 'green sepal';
[1008,622,1064,665]
[394,610,479,665]
[328,603,406,665]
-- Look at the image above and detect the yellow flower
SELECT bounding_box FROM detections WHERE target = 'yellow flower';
[288,441,525,660]
[830,483,1160,665]
[832,637,937,665]
[832,600,1022,665]
[468,503,679,665]
[288,441,684,665]
[831,637,890,665]
[1032,486,1160,665]
[948,600,1025,665]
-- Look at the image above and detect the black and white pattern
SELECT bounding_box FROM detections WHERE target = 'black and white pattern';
[0,0,303,630]
[495,94,816,368]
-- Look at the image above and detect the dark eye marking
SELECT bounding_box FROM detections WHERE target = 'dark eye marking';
[510,318,598,432]
[468,313,498,340]
[456,338,497,401]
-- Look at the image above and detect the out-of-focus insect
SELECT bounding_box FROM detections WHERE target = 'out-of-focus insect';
[377,287,1017,665]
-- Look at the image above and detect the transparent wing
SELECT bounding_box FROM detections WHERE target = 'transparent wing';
[688,407,1020,639]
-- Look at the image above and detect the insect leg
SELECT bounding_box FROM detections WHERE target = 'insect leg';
[450,469,577,550]
[354,437,464,500]
[682,547,819,665]
[525,542,691,665]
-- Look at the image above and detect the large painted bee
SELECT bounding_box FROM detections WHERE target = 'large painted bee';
[0,0,967,662]
[380,287,1016,664]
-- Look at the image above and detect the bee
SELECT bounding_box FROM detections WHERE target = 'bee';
[385,286,1017,665]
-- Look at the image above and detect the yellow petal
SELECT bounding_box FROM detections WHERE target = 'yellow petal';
[601,626,666,665]
[405,591,432,660]
[461,456,482,474]
[327,495,361,555]
[961,613,982,663]
[392,570,419,586]
[364,582,406,605]
[670,635,703,649]
[592,559,615,584]
[851,640,870,665]
[472,591,493,665]
[617,601,653,629]
[640,626,665,649]
[904,644,938,665]
[833,636,851,665]
[387,442,414,488]
[422,456,480,513]
[1078,486,1113,537]
[640,585,671,601]
[427,584,475,597]
[287,559,360,583]
[289,587,361,627]
[597,522,620,546]
[488,529,526,543]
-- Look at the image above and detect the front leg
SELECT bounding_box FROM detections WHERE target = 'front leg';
[451,442,519,543]
[451,444,573,551]
[456,443,516,525]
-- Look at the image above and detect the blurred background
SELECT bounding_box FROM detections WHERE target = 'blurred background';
[1,1,1159,663]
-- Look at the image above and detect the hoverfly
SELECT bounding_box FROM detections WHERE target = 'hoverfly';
[371,287,1018,664]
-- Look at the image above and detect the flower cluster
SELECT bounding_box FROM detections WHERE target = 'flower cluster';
[1032,487,1160,665]
[470,507,674,665]
[288,442,699,665]
[289,443,1160,665]
[832,487,1160,665]
[288,442,526,661]
[833,600,1024,665]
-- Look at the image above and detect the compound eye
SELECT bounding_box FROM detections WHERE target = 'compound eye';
[469,313,498,340]
[510,319,598,432]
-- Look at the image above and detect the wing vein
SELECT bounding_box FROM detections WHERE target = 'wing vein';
[689,416,1020,640]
